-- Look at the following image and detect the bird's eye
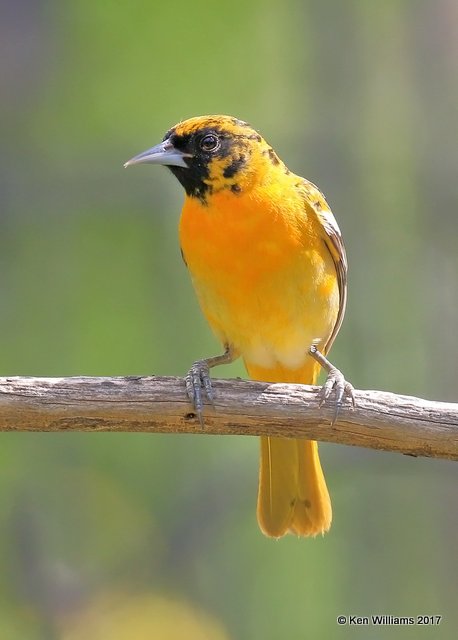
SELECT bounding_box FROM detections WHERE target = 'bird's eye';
[200,134,219,152]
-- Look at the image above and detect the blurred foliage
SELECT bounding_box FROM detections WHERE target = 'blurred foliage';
[60,592,230,640]
[0,1,457,639]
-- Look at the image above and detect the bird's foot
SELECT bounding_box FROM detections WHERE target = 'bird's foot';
[185,360,214,427]
[319,366,355,409]
[309,344,355,424]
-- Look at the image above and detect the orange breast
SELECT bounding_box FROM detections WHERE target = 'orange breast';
[179,184,339,370]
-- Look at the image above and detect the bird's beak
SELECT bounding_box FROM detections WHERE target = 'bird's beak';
[124,140,191,169]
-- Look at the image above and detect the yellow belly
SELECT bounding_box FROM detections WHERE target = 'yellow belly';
[179,189,339,370]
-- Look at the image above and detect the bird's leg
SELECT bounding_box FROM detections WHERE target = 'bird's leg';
[308,344,355,422]
[185,344,236,426]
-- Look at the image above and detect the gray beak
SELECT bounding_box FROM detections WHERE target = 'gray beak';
[124,139,191,169]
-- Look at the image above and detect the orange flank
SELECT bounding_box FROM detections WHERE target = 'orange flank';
[125,115,351,537]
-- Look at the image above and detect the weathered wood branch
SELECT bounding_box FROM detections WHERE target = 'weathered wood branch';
[0,376,456,460]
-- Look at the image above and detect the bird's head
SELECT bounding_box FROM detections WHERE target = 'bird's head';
[125,115,289,202]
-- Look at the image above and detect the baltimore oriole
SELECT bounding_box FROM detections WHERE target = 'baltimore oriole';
[125,115,354,538]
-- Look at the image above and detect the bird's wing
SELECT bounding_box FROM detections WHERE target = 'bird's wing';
[301,180,348,353]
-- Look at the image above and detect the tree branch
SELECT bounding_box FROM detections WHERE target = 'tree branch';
[0,376,456,460]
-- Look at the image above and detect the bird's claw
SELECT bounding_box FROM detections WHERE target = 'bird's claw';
[185,360,214,426]
[318,366,355,424]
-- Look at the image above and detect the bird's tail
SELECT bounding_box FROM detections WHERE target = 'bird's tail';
[245,360,332,538]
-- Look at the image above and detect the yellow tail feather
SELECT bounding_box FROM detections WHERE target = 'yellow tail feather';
[246,360,332,538]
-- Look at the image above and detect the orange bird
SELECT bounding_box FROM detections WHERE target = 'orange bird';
[125,115,353,538]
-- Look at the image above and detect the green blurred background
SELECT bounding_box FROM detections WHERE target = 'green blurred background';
[1,1,457,638]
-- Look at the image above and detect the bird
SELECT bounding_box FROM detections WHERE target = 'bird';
[125,115,354,538]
